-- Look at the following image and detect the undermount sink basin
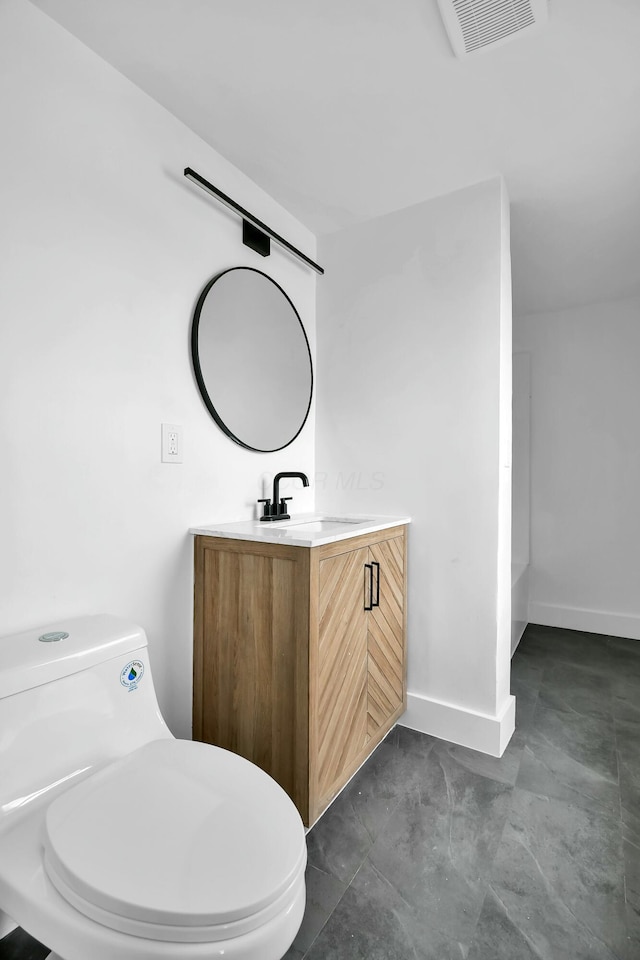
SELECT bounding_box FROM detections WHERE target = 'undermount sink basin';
[279,518,372,532]
[254,516,373,533]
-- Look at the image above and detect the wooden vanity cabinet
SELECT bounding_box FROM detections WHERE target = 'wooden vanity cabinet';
[193,524,407,826]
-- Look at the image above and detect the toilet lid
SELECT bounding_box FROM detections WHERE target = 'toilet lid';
[43,739,306,930]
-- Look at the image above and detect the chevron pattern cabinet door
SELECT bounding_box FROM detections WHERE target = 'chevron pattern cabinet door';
[368,536,405,739]
[317,547,369,802]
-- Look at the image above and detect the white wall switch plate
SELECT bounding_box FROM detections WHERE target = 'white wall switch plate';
[161,423,183,463]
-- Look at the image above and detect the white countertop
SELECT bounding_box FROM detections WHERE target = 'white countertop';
[189,514,410,548]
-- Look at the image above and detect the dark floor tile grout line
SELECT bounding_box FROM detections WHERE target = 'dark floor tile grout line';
[486,883,547,960]
[298,859,361,960]
[352,780,406,849]
[302,765,424,956]
[365,856,416,915]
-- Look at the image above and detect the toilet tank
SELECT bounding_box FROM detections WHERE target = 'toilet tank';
[0,615,171,824]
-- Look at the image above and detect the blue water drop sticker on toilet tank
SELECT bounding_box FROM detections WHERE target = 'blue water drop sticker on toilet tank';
[120,660,144,691]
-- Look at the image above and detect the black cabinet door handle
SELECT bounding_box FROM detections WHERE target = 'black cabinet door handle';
[364,563,374,611]
[372,561,380,607]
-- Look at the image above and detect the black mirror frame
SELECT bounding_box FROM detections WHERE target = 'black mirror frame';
[191,266,314,453]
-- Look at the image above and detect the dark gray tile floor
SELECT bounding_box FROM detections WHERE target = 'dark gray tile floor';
[2,624,638,960]
[284,624,640,960]
[0,927,49,960]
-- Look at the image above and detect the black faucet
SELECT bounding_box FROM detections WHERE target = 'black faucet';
[259,471,310,522]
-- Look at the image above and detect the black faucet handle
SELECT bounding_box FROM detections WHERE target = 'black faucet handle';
[278,497,292,512]
[258,498,272,519]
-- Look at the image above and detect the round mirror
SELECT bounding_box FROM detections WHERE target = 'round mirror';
[191,267,313,452]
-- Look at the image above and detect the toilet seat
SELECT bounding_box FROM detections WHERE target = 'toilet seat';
[43,739,306,943]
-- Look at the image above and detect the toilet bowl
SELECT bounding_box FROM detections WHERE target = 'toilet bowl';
[0,615,306,960]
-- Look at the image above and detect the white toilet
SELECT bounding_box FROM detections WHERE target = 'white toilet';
[0,615,306,960]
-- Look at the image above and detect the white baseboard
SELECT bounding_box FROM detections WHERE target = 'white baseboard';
[400,691,516,758]
[528,601,640,641]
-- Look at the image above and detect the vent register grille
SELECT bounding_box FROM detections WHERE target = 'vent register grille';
[437,0,548,58]
[455,0,534,52]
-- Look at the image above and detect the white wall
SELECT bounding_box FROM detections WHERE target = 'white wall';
[515,296,640,640]
[511,352,531,653]
[0,0,316,737]
[512,353,531,568]
[316,178,514,756]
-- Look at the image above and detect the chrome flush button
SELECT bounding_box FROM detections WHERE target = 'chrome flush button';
[38,631,69,643]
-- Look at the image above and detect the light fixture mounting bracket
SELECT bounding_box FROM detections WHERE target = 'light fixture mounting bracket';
[184,167,323,275]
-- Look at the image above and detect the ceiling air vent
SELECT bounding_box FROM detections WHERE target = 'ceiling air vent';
[437,0,549,58]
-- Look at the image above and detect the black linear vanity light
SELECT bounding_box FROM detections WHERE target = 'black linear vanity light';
[183,167,324,275]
